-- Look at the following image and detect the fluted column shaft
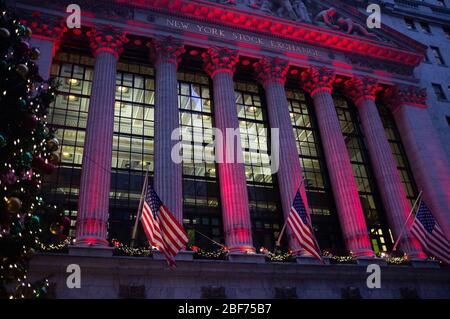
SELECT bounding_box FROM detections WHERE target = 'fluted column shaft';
[254,57,304,254]
[301,67,373,257]
[202,47,254,253]
[76,28,128,246]
[385,86,450,238]
[149,38,185,222]
[345,77,425,258]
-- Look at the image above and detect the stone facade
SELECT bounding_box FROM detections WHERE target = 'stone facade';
[346,0,450,159]
[29,252,450,299]
[7,0,450,298]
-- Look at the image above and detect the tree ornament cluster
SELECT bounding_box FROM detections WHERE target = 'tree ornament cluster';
[0,1,67,299]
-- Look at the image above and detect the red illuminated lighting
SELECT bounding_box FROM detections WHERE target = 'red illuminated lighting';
[129,0,423,66]
[189,49,199,56]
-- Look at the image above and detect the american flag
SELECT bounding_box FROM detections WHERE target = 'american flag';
[410,200,449,265]
[287,189,322,260]
[141,183,188,267]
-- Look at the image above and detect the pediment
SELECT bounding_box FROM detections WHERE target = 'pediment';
[197,0,426,65]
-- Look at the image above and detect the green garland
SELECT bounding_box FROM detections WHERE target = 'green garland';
[260,247,295,262]
[31,237,440,266]
[191,246,229,260]
[34,237,72,252]
[111,239,152,257]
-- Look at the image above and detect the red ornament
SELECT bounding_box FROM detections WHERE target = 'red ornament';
[190,245,199,252]
[23,114,38,130]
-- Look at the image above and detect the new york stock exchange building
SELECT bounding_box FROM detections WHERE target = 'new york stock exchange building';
[8,0,450,299]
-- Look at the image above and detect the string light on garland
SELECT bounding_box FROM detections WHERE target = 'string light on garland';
[111,239,152,257]
[259,247,294,262]
[190,245,229,259]
[34,237,73,252]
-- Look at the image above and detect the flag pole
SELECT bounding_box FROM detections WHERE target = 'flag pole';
[303,180,323,262]
[130,165,149,248]
[276,177,305,247]
[392,190,423,252]
[276,222,288,247]
[194,229,226,249]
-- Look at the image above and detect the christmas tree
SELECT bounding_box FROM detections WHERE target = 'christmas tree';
[0,1,69,299]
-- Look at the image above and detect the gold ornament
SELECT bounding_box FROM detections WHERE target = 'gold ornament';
[6,197,22,213]
[46,137,59,152]
[30,47,40,60]
[0,27,11,39]
[15,63,28,78]
[49,223,61,235]
[49,152,60,164]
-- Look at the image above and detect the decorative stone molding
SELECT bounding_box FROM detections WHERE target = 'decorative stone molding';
[344,76,379,105]
[87,26,128,59]
[383,85,427,113]
[253,57,289,86]
[20,12,67,54]
[148,36,186,67]
[300,66,335,97]
[202,47,239,78]
[20,12,67,40]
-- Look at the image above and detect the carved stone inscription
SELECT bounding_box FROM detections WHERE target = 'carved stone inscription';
[164,17,321,57]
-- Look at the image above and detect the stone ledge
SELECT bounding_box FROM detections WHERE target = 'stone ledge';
[27,253,450,299]
[152,250,195,261]
[296,256,329,265]
[356,257,387,266]
[68,245,114,257]
[411,259,441,268]
[228,252,266,264]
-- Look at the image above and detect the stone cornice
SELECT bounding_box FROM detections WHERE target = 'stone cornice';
[145,0,423,66]
[14,0,425,67]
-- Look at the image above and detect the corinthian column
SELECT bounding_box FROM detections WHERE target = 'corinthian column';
[300,66,373,257]
[148,37,185,222]
[384,86,450,238]
[202,47,254,253]
[76,27,128,246]
[23,14,67,80]
[253,57,305,254]
[345,77,426,258]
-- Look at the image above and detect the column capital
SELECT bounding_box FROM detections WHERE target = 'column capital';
[148,36,185,68]
[202,47,239,79]
[20,13,67,52]
[383,85,427,113]
[87,26,128,60]
[300,66,335,97]
[253,57,289,87]
[344,76,379,105]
